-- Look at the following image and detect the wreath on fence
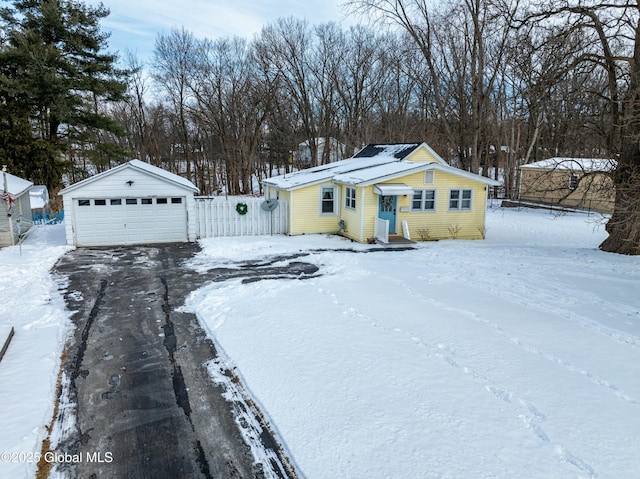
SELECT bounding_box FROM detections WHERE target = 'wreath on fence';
[235,202,249,215]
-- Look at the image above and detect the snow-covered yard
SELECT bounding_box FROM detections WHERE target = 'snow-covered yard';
[0,225,70,479]
[184,207,640,479]
[1,206,639,479]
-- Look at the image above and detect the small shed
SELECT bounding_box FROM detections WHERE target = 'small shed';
[519,158,616,213]
[1,169,33,246]
[60,160,199,247]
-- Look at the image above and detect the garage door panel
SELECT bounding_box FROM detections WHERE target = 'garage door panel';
[74,197,188,246]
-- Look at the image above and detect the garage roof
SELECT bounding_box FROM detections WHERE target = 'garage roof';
[60,159,199,194]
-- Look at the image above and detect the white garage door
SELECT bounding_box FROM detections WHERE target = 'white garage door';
[74,196,188,246]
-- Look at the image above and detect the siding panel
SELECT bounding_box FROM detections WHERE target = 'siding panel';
[338,184,362,241]
[290,185,339,234]
[405,148,442,164]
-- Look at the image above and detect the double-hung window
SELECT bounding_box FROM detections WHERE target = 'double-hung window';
[449,189,473,210]
[345,187,356,210]
[412,189,436,211]
[321,186,336,214]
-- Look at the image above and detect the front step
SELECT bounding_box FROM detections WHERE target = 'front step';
[376,235,416,246]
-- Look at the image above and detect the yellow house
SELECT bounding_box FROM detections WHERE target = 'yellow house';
[263,143,501,243]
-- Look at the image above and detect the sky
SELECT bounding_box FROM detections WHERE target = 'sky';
[85,0,357,62]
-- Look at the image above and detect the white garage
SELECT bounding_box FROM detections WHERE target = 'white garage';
[60,160,199,246]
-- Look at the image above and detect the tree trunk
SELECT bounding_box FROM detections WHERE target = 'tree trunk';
[599,17,640,255]
[599,143,640,254]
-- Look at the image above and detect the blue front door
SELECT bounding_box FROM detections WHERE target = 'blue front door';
[378,195,397,233]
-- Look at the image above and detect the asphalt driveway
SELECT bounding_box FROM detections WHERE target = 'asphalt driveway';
[48,243,315,479]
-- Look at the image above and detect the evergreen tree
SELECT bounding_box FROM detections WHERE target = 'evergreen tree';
[0,0,127,189]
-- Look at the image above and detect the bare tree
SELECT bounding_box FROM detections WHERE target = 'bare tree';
[308,23,342,164]
[152,27,198,181]
[100,6,638,253]
[113,53,154,163]
[256,18,320,165]
[523,1,640,254]
[347,0,520,174]
[189,37,272,195]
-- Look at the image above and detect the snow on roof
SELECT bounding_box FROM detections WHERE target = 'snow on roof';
[29,185,49,209]
[265,142,448,190]
[264,155,401,190]
[264,143,491,190]
[333,161,428,185]
[521,157,617,172]
[2,171,33,196]
[128,159,198,191]
[60,159,198,194]
[267,158,501,190]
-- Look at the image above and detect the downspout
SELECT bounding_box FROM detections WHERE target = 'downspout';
[289,190,294,235]
[483,183,492,237]
[2,165,15,245]
[360,187,366,242]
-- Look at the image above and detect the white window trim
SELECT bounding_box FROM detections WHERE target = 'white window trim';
[411,189,437,212]
[345,186,356,210]
[448,188,473,211]
[319,185,338,216]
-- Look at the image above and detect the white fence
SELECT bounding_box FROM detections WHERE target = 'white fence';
[194,197,288,238]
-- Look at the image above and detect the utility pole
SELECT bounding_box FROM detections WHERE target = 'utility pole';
[2,165,15,245]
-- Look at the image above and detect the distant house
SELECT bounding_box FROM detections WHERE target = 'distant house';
[1,170,33,246]
[29,185,50,214]
[519,158,616,213]
[294,137,346,167]
[263,142,500,243]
